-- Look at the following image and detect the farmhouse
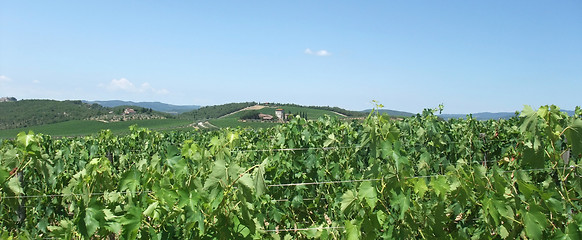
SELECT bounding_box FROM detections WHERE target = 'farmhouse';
[258,113,273,120]
[275,109,285,120]
[0,97,17,102]
[124,108,136,115]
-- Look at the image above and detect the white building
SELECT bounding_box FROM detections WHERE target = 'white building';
[275,109,285,120]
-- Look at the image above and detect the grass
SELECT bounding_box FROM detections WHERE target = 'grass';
[0,105,354,137]
[224,106,345,120]
[209,105,346,129]
[0,119,193,139]
[209,118,280,129]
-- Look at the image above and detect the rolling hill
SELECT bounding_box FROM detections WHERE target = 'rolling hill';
[362,109,416,117]
[438,110,575,120]
[0,99,173,130]
[85,100,200,114]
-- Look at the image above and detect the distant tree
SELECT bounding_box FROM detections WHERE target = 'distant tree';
[240,110,260,120]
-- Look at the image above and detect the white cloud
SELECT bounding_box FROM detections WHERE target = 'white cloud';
[101,78,169,95]
[0,75,11,82]
[32,80,40,84]
[304,48,331,56]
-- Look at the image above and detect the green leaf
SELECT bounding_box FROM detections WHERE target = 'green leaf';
[523,207,548,239]
[0,167,10,184]
[499,225,509,239]
[83,205,104,237]
[17,131,35,149]
[520,105,538,132]
[120,205,142,239]
[412,178,428,197]
[253,159,267,196]
[143,201,159,217]
[564,119,582,157]
[203,158,227,191]
[341,190,358,214]
[430,176,450,198]
[237,173,254,190]
[345,220,360,240]
[119,168,140,193]
[358,181,377,209]
[7,176,23,195]
[522,147,545,169]
[390,191,410,220]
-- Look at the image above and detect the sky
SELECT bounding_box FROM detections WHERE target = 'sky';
[1,1,581,113]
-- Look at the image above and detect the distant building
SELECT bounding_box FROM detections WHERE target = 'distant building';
[124,108,136,115]
[0,97,17,102]
[259,113,273,120]
[275,109,285,120]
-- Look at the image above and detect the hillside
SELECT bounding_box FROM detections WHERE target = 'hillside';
[438,112,518,120]
[438,110,575,120]
[85,100,200,114]
[180,102,257,120]
[0,99,172,130]
[0,100,110,129]
[362,109,416,117]
[207,104,369,128]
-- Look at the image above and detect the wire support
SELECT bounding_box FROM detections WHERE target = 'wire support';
[263,226,344,233]
[1,190,151,200]
[232,146,359,152]
[273,198,320,202]
[267,178,381,187]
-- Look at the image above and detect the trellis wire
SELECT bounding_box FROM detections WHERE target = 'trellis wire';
[262,226,344,232]
[2,166,577,200]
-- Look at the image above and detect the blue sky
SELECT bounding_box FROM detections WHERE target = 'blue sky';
[1,1,580,113]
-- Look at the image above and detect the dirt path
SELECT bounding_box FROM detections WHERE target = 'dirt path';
[195,121,218,129]
[219,105,267,118]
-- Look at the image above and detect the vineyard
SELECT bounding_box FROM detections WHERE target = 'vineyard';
[1,105,581,239]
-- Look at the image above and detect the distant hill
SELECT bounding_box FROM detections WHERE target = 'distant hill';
[0,100,110,129]
[439,112,518,120]
[439,110,575,120]
[181,102,257,120]
[85,100,200,114]
[362,109,416,117]
[0,99,173,130]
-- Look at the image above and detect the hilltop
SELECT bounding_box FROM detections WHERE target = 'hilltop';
[0,99,172,130]
[85,100,200,114]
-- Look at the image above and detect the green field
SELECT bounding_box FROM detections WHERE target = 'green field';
[0,119,193,138]
[209,118,280,129]
[207,105,347,128]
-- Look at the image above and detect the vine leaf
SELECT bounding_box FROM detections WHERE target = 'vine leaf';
[412,178,428,197]
[120,205,142,239]
[341,190,358,214]
[564,119,582,157]
[254,159,267,196]
[358,182,377,210]
[523,206,547,239]
[7,176,23,194]
[390,190,410,220]
[81,205,104,237]
[119,168,140,193]
[203,158,227,191]
[430,176,449,198]
[345,220,360,240]
[16,131,35,149]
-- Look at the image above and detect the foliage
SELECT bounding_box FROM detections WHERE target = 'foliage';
[0,100,173,130]
[270,103,368,117]
[239,110,261,120]
[0,119,193,139]
[180,102,257,120]
[0,105,580,239]
[0,100,109,130]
